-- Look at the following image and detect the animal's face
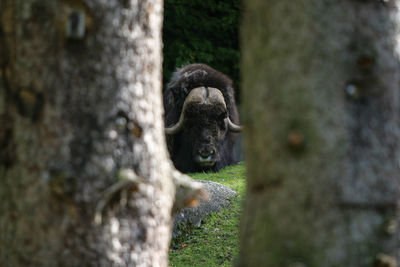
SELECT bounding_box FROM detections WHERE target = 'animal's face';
[183,103,228,168]
[165,86,242,170]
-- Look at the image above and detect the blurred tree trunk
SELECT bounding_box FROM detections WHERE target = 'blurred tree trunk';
[240,1,400,266]
[0,0,201,266]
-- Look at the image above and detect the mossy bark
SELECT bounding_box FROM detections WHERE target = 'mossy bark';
[240,1,400,266]
[0,0,176,266]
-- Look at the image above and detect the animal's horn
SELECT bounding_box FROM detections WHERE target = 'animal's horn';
[226,117,242,133]
[165,110,185,135]
[165,87,208,135]
[204,87,242,132]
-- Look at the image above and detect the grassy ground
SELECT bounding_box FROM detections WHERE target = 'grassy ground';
[169,162,246,267]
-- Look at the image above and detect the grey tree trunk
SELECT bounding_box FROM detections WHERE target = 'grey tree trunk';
[0,1,202,266]
[240,1,400,266]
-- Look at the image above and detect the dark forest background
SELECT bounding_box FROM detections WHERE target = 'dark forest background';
[163,0,241,101]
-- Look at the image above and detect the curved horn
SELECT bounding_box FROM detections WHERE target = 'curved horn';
[165,110,185,135]
[225,117,242,133]
[165,86,243,134]
[165,87,208,135]
[206,87,242,132]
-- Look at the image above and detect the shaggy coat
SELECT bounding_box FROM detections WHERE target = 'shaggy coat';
[164,63,240,172]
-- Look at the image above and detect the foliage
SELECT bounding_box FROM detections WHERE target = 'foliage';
[163,0,241,100]
[169,163,246,267]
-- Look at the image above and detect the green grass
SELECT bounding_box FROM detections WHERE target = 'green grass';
[169,162,246,267]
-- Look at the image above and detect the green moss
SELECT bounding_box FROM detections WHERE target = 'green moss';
[169,163,246,267]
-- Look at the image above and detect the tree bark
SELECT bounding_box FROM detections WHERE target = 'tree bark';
[240,1,400,266]
[0,1,201,266]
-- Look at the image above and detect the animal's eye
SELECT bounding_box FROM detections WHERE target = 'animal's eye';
[217,111,228,121]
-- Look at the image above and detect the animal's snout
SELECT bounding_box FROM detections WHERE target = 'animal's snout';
[198,147,215,159]
[195,146,216,167]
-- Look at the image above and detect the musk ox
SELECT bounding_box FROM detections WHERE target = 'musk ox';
[164,63,242,173]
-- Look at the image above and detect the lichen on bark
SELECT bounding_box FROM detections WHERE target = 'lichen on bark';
[0,1,203,266]
[239,1,400,266]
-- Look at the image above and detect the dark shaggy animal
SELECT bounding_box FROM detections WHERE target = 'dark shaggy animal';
[164,63,242,173]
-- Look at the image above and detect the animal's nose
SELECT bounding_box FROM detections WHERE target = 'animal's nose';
[198,148,215,158]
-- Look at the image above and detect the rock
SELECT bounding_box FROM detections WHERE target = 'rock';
[172,180,237,238]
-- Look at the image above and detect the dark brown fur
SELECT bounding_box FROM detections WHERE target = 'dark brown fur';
[164,64,240,173]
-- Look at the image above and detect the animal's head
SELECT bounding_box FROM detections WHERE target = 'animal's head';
[165,87,241,169]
